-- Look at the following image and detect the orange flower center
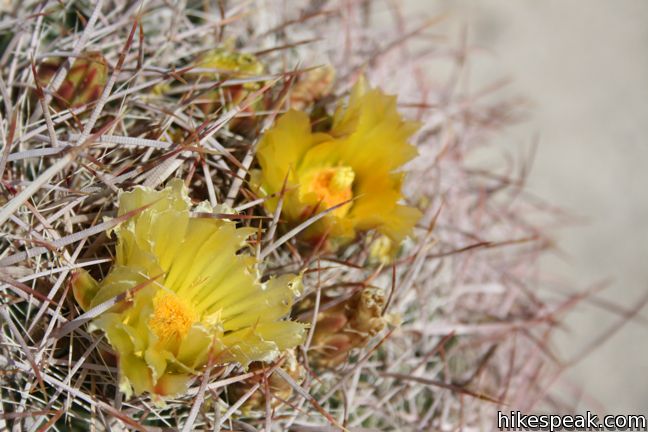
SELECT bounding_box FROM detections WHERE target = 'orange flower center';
[301,166,355,217]
[149,291,197,345]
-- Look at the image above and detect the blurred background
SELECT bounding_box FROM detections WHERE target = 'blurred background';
[398,0,648,413]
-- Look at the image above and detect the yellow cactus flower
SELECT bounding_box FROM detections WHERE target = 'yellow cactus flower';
[252,77,422,247]
[72,179,307,401]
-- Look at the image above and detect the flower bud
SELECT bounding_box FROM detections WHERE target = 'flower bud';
[37,52,108,109]
[228,350,303,411]
[290,65,335,110]
[310,288,387,368]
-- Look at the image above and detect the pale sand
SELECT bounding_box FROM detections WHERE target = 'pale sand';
[400,0,648,413]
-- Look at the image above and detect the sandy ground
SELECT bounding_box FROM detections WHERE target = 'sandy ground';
[398,0,648,414]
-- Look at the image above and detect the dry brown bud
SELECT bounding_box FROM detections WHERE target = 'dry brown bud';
[310,288,386,368]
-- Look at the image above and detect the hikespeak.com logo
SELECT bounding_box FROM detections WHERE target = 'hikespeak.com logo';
[497,410,648,431]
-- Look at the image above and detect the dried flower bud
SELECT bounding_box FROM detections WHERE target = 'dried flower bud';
[228,350,303,411]
[310,288,387,368]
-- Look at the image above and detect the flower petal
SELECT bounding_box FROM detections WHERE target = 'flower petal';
[254,321,308,351]
[116,178,190,271]
[154,373,190,398]
[220,327,279,366]
[176,325,216,369]
[71,269,99,312]
[120,353,154,397]
[221,274,300,331]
